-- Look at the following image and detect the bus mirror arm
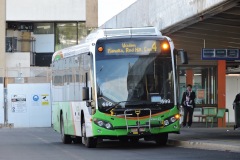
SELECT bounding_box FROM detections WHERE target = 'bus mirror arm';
[87,100,94,107]
[83,87,95,108]
[177,102,181,110]
[174,49,188,64]
[82,87,90,101]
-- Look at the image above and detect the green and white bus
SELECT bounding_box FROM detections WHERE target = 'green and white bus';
[51,27,187,148]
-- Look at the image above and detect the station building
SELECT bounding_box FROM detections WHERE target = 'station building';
[100,0,240,126]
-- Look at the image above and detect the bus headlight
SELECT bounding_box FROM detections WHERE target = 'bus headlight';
[170,114,180,123]
[97,120,104,127]
[105,123,113,129]
[164,120,169,126]
[164,114,180,126]
[94,118,113,130]
[170,117,176,123]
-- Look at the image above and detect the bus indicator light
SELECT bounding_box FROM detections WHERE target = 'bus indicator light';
[162,43,169,50]
[98,46,104,52]
[175,114,180,119]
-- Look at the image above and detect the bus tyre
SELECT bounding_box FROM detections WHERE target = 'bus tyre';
[155,133,168,146]
[82,122,97,148]
[60,116,72,144]
[73,136,82,144]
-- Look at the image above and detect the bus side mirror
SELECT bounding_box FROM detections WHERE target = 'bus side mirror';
[179,50,188,64]
[82,87,89,101]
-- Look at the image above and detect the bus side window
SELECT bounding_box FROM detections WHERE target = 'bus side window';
[83,54,90,71]
[83,72,89,101]
[81,53,93,102]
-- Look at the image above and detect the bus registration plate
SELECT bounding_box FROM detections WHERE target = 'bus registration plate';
[131,128,145,134]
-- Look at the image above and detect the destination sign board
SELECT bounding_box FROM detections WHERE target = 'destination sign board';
[103,40,161,55]
[202,48,239,60]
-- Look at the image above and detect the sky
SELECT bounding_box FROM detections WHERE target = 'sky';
[98,0,137,27]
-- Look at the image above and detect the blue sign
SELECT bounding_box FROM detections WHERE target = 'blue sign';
[202,48,239,60]
[33,95,39,101]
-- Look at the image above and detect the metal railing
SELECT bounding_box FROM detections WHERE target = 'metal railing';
[3,67,51,84]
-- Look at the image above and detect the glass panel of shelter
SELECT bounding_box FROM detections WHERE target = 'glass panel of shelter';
[178,66,217,106]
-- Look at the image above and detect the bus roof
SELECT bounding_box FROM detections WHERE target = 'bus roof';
[52,27,162,62]
[87,27,162,40]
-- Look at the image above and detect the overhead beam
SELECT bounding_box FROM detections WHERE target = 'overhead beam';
[222,5,240,16]
[171,32,240,45]
[178,28,240,39]
[202,17,240,27]
[188,22,240,33]
[171,35,240,46]
[173,38,240,48]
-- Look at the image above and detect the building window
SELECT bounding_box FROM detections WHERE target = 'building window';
[55,23,78,51]
[179,66,217,106]
[34,23,54,34]
[78,22,88,43]
[55,22,96,51]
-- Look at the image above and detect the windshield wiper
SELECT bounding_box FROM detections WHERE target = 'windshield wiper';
[129,101,160,107]
[105,101,137,111]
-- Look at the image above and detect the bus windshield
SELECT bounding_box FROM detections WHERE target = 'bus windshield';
[96,39,174,112]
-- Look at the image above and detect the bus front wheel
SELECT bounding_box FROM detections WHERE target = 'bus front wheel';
[60,115,72,144]
[155,133,168,146]
[81,122,97,148]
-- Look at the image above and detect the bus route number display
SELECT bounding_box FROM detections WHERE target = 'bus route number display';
[105,40,160,55]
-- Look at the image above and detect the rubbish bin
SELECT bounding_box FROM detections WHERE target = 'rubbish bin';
[233,102,240,130]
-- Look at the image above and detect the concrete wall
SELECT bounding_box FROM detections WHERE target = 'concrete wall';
[86,0,98,27]
[100,0,228,31]
[5,52,30,68]
[5,52,30,78]
[0,0,6,77]
[6,0,86,21]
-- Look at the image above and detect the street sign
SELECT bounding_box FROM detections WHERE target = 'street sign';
[202,48,239,60]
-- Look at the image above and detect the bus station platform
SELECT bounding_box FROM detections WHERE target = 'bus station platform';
[168,127,240,153]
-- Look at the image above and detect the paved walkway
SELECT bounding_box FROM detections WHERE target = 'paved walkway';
[168,127,240,152]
